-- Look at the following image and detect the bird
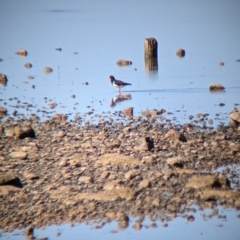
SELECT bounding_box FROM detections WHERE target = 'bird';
[108,75,131,95]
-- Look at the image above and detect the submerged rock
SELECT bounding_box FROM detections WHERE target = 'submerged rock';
[229,107,240,127]
[16,49,28,56]
[43,66,53,73]
[0,106,7,117]
[209,83,225,91]
[0,73,7,86]
[123,107,133,117]
[24,63,32,68]
[176,48,185,57]
[116,59,132,66]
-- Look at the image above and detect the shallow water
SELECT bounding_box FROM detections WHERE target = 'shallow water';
[1,0,240,127]
[1,0,240,239]
[1,207,239,240]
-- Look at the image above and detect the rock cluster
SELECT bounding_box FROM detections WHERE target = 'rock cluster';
[0,116,240,233]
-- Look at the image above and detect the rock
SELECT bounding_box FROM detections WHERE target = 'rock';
[125,171,135,180]
[100,171,110,179]
[49,102,57,109]
[123,107,133,117]
[78,176,92,183]
[187,215,195,222]
[229,108,240,126]
[135,137,154,151]
[24,226,34,237]
[71,94,75,98]
[189,115,194,120]
[218,62,224,66]
[209,83,225,91]
[0,124,3,134]
[14,125,35,139]
[24,63,32,68]
[117,212,129,221]
[73,186,135,201]
[5,128,15,137]
[105,211,116,219]
[16,49,28,56]
[150,223,157,228]
[0,174,22,195]
[176,48,185,57]
[138,179,151,188]
[24,172,39,180]
[164,129,187,142]
[117,220,129,230]
[0,73,7,86]
[141,109,165,117]
[186,174,230,189]
[9,151,27,160]
[116,59,132,66]
[197,189,240,201]
[99,154,142,166]
[43,66,53,73]
[52,114,67,122]
[55,47,62,51]
[166,156,188,168]
[54,130,66,139]
[0,185,22,195]
[142,156,154,164]
[132,221,142,230]
[0,106,7,117]
[0,174,22,187]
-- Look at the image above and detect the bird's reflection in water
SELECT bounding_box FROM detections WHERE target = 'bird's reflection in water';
[109,94,132,107]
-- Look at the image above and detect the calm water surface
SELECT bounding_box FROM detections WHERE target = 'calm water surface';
[1,0,240,239]
[1,0,240,126]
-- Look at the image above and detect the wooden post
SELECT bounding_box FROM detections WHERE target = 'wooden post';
[144,38,158,71]
[144,38,158,58]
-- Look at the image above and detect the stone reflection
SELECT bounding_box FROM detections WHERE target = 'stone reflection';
[109,94,132,107]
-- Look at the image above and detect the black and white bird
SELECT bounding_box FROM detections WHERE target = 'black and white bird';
[108,75,131,95]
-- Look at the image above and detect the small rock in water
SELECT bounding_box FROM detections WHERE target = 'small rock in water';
[24,63,32,68]
[132,222,142,230]
[123,107,133,117]
[16,49,28,56]
[209,83,225,91]
[44,66,53,73]
[218,62,224,66]
[116,59,132,66]
[0,73,7,86]
[176,48,185,57]
[187,215,195,222]
[0,106,7,117]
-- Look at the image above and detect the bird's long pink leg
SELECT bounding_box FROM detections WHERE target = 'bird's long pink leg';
[119,88,121,96]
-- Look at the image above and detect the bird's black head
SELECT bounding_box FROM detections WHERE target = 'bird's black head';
[108,75,115,82]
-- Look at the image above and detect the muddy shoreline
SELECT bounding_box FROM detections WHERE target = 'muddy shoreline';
[0,113,240,234]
